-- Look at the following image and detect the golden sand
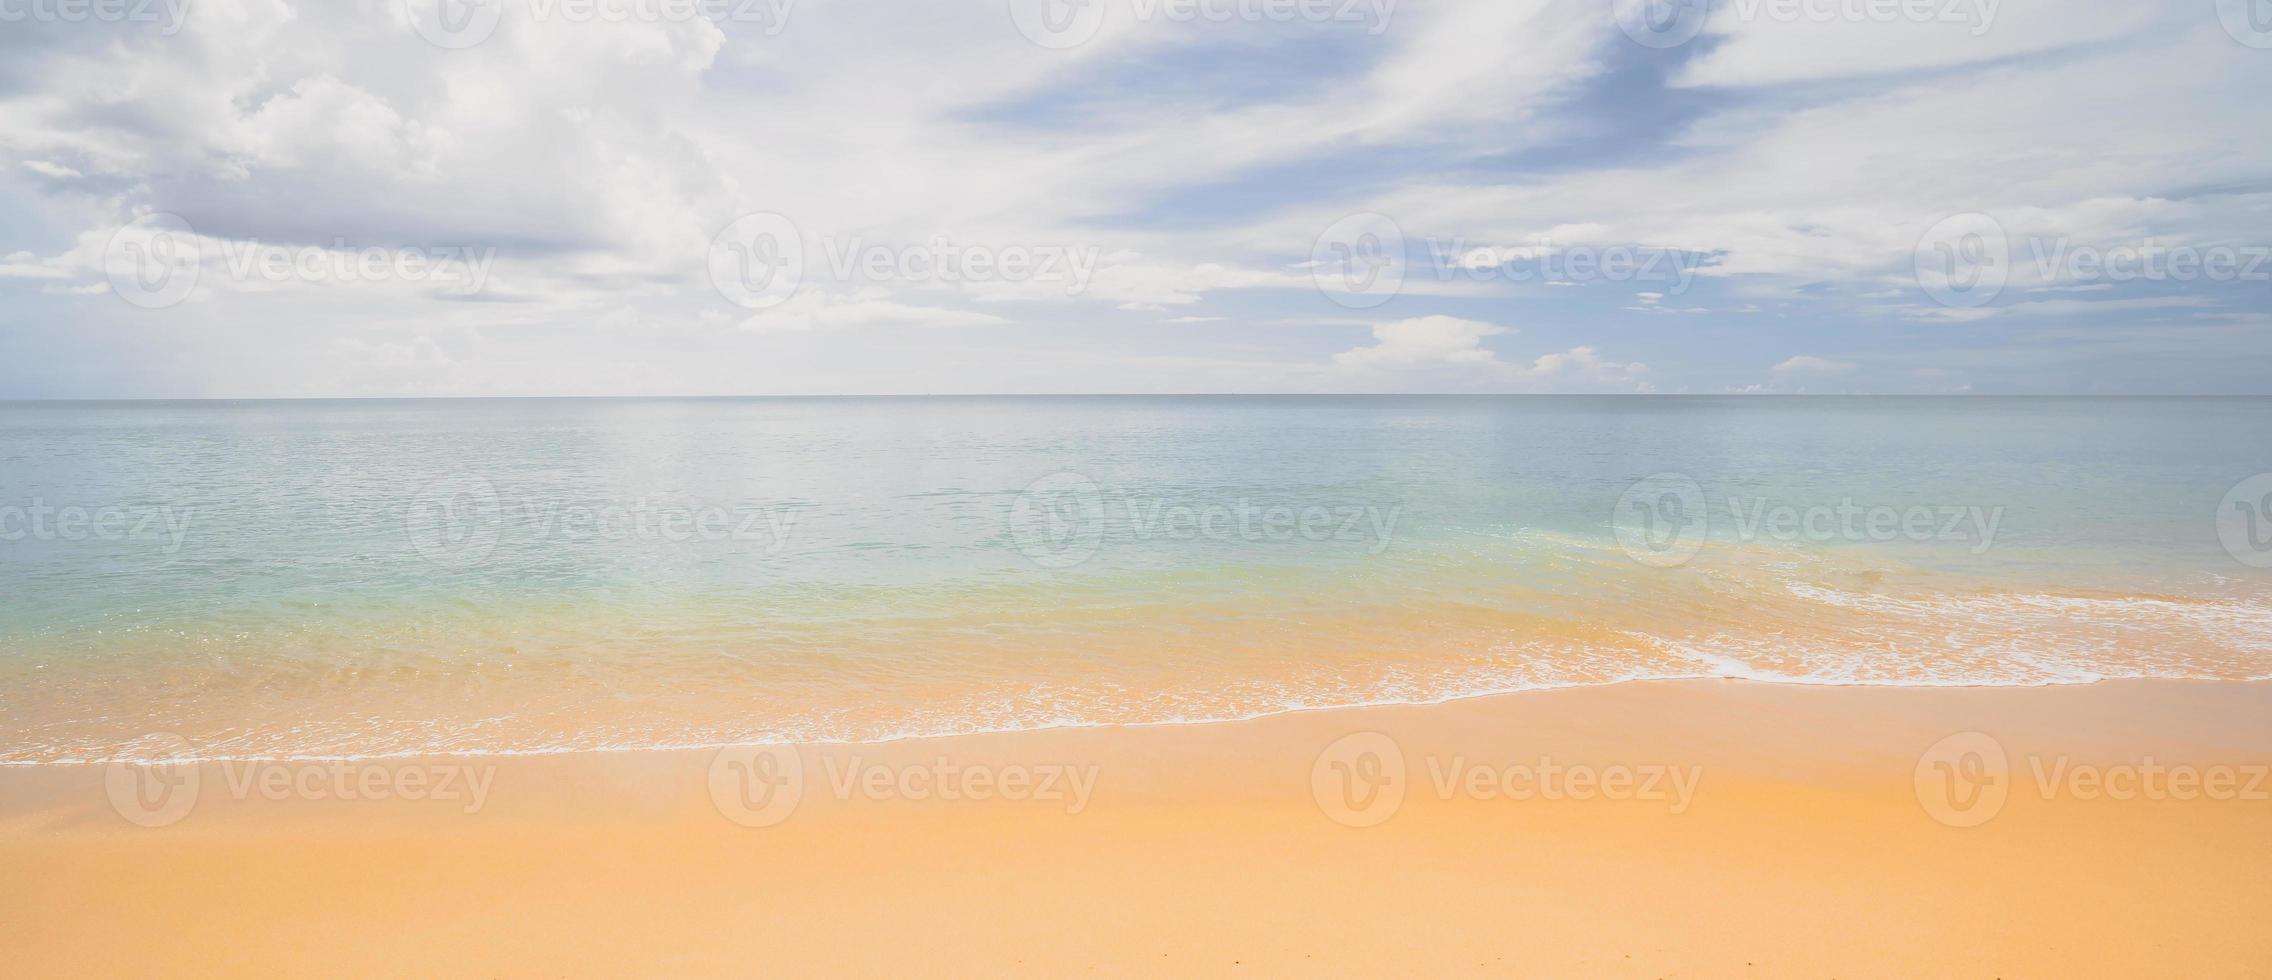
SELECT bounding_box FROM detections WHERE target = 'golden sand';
[4,679,2270,977]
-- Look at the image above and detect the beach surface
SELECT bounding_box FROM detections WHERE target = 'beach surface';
[5,678,2271,978]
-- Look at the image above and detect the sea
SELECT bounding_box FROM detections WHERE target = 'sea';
[3,395,2268,763]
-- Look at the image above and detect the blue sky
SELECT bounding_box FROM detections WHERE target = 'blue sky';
[1,0,2269,397]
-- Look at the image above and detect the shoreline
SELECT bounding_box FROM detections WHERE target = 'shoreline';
[7,677,2272,976]
[12,672,2271,768]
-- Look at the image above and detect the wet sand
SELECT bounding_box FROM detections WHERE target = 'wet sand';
[4,678,2271,977]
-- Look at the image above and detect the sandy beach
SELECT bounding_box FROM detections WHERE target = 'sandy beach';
[5,678,2270,977]
[8,0,2270,970]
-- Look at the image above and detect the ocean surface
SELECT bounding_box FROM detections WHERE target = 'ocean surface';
[3,396,2269,763]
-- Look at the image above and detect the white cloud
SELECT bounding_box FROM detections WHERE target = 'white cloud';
[0,1,2263,396]
[1303,16,2272,312]
[20,160,81,179]
[1329,315,1509,371]
[1324,317,1651,392]
[1517,346,1651,390]
[1774,355,1857,374]
[740,291,1013,333]
[1676,0,2163,87]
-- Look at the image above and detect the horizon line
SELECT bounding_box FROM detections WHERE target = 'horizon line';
[4,392,2265,404]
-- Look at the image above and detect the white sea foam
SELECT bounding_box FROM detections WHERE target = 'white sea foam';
[12,554,2272,766]
[1785,583,2272,653]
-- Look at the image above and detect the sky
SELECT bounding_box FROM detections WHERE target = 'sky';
[1,0,2269,398]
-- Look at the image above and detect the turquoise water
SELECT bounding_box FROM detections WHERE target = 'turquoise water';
[3,396,2269,761]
